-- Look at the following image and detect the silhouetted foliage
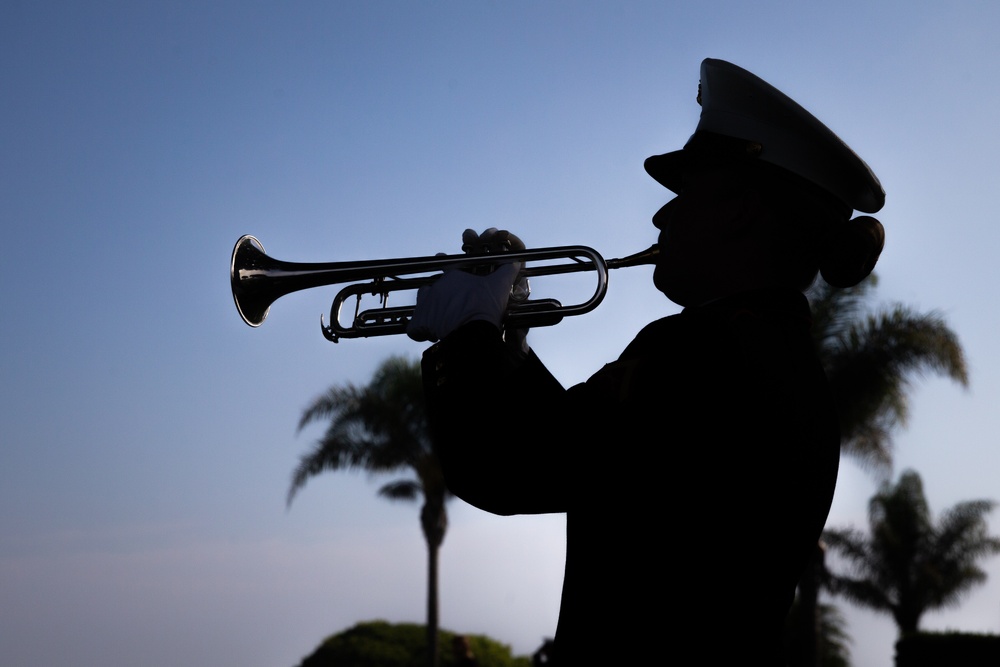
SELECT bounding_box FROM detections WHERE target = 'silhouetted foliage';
[289,356,449,667]
[784,596,852,667]
[790,274,969,667]
[824,469,1000,637]
[295,621,532,667]
[809,274,968,476]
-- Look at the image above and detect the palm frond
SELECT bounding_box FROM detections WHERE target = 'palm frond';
[816,602,853,667]
[286,355,438,507]
[823,470,1000,635]
[808,272,969,475]
[817,295,968,474]
[823,528,874,570]
[297,385,363,433]
[808,273,878,348]
[826,574,894,612]
[379,479,423,502]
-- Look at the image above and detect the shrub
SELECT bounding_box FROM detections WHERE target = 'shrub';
[296,620,533,667]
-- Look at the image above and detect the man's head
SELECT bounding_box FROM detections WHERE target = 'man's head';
[649,159,836,305]
[646,59,885,306]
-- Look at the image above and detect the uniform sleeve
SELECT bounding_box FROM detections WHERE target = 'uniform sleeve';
[421,321,606,515]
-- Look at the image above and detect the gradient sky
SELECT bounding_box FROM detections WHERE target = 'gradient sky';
[4,2,1000,666]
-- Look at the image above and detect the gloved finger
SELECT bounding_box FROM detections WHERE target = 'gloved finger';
[484,232,527,299]
[480,228,524,254]
[486,260,521,289]
[406,323,437,343]
[495,229,525,252]
[461,229,481,253]
[406,284,440,342]
[475,227,500,249]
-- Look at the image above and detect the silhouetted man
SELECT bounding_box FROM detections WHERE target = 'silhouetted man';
[410,58,885,665]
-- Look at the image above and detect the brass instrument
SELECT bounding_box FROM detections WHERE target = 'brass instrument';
[230,234,658,342]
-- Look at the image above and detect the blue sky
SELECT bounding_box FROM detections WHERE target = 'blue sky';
[3,2,1000,666]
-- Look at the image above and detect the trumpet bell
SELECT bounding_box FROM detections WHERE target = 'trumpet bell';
[231,235,272,327]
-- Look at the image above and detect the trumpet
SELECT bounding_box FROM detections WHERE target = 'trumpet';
[230,234,659,342]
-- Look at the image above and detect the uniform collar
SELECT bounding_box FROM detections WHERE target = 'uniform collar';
[682,288,813,327]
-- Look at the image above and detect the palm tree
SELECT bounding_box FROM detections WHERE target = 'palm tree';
[789,273,969,666]
[287,355,449,667]
[822,469,1000,637]
[809,274,969,475]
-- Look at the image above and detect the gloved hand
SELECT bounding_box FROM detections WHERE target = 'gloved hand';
[461,227,530,301]
[463,228,531,354]
[406,228,528,345]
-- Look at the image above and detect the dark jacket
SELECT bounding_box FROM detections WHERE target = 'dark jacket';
[422,288,840,665]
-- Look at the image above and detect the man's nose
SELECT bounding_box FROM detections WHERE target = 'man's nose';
[652,201,674,230]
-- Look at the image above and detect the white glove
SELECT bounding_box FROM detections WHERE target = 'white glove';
[467,229,531,353]
[406,260,522,342]
[406,228,530,344]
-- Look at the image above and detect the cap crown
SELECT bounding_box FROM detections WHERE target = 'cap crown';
[647,58,885,214]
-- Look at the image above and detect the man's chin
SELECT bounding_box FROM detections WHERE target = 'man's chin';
[653,270,691,307]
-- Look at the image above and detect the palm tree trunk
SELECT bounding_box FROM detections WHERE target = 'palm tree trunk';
[422,498,447,667]
[427,539,440,667]
[795,543,824,667]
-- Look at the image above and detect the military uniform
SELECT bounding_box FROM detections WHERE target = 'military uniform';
[423,288,840,664]
[414,57,885,665]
